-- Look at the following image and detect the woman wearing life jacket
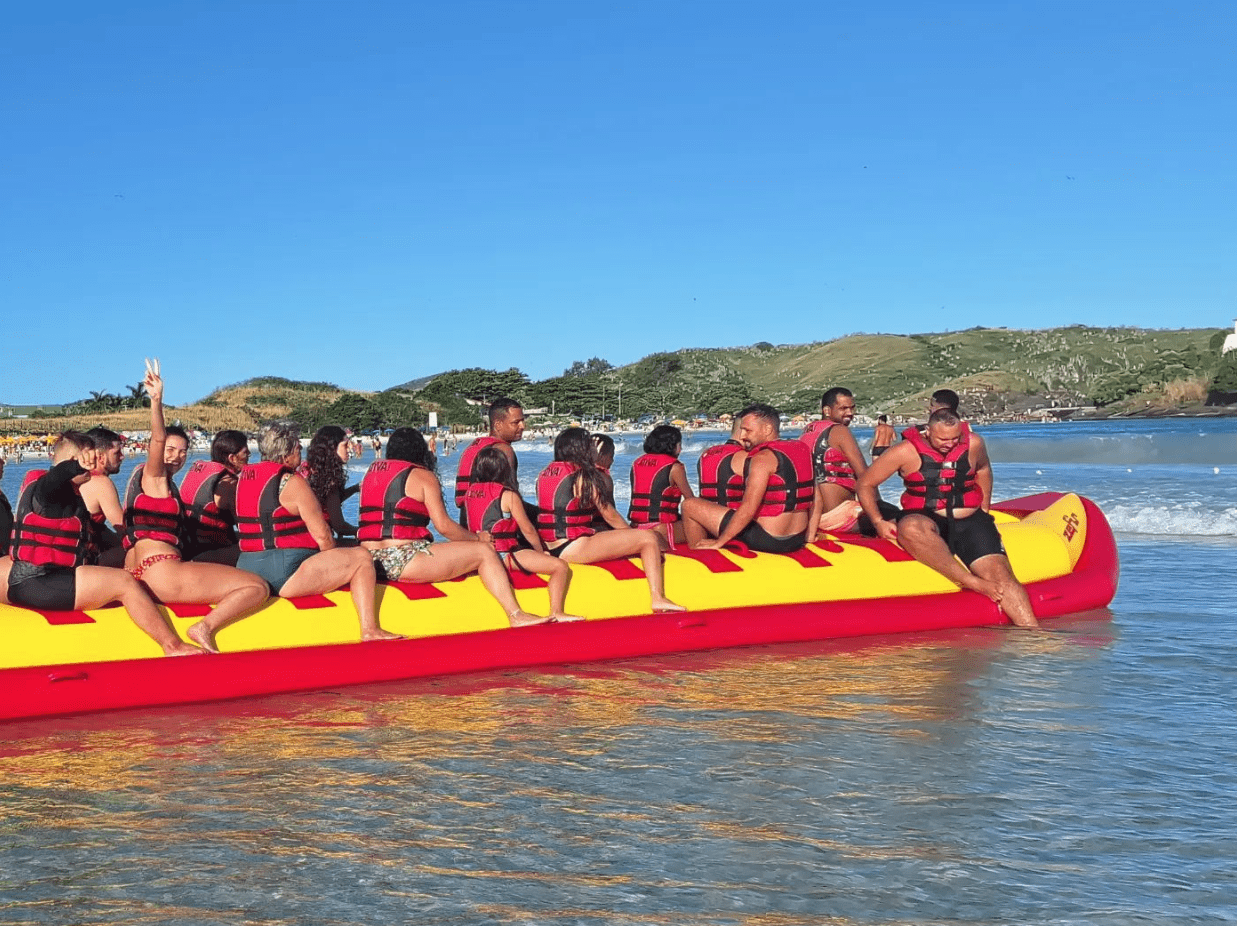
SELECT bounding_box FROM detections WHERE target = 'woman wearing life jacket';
[177,429,248,565]
[236,422,401,643]
[122,362,269,654]
[299,425,359,541]
[461,446,582,622]
[7,430,200,655]
[627,425,695,549]
[536,428,684,613]
[358,427,549,627]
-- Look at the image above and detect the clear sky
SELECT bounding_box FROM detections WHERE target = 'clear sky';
[3,0,1234,405]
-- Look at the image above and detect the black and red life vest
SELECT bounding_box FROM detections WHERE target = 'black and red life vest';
[536,461,596,544]
[234,462,318,552]
[628,453,683,524]
[178,460,236,550]
[122,463,184,549]
[460,481,520,553]
[9,469,91,569]
[697,441,744,509]
[744,440,815,517]
[900,423,983,512]
[799,419,858,490]
[356,459,433,543]
[454,436,507,523]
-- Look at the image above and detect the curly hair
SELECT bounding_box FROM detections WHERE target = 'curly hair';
[385,427,436,473]
[305,425,348,505]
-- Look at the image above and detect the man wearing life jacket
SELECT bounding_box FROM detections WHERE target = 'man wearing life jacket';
[682,404,814,554]
[79,426,127,566]
[455,397,526,526]
[696,417,745,509]
[798,387,873,539]
[6,431,201,655]
[857,408,1039,629]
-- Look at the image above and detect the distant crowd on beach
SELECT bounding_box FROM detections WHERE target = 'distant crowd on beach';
[1,367,1042,659]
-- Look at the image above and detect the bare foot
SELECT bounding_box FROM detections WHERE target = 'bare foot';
[652,597,686,613]
[164,640,205,656]
[549,612,586,623]
[508,609,552,628]
[186,622,221,654]
[362,628,405,642]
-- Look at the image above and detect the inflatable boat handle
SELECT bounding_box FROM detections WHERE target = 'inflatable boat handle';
[48,671,89,683]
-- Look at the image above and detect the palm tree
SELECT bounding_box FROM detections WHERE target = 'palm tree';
[125,381,149,409]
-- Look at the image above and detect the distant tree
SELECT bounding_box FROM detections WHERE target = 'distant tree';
[563,357,613,378]
[1211,351,1237,394]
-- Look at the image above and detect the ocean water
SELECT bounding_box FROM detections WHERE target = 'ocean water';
[1,419,1235,924]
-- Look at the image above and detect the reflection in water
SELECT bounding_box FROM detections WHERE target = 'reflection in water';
[11,615,1196,926]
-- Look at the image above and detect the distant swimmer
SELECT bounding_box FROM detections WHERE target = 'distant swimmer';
[857,408,1039,629]
[871,415,895,457]
[455,398,526,526]
[682,404,813,553]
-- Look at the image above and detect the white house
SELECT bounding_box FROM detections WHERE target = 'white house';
[1224,318,1237,355]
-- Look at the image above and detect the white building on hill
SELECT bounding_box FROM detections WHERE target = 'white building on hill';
[1225,319,1237,355]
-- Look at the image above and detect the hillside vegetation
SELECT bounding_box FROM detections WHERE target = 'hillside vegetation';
[4,326,1227,435]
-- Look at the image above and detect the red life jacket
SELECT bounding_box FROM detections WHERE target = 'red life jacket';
[122,463,184,549]
[628,453,682,524]
[536,461,596,544]
[900,423,983,511]
[356,459,433,542]
[799,419,857,490]
[454,436,506,523]
[234,462,319,552]
[9,469,91,568]
[178,460,236,550]
[697,441,744,509]
[460,481,520,553]
[745,440,815,517]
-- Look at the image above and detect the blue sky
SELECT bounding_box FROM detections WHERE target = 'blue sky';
[3,0,1234,405]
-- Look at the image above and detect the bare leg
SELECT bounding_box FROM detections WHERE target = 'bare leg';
[281,547,402,641]
[680,498,729,548]
[136,557,269,653]
[397,542,549,627]
[970,554,1040,629]
[559,529,684,612]
[895,515,1004,602]
[74,565,202,656]
[510,549,583,621]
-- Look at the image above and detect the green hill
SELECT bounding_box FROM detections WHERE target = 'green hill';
[393,325,1225,423]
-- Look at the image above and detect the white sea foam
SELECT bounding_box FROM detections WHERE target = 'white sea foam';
[1106,504,1237,538]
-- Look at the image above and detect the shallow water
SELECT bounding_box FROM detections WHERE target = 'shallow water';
[2,420,1236,924]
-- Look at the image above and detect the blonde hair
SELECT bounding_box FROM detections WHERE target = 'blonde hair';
[258,422,301,461]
